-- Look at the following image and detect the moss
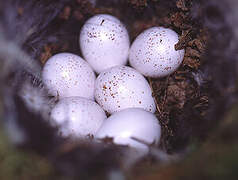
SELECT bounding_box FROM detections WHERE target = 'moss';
[0,130,55,180]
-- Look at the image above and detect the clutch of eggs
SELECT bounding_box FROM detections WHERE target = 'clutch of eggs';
[41,14,186,155]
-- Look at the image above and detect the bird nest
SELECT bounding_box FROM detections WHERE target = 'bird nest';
[0,0,237,179]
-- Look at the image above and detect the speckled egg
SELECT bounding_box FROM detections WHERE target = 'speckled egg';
[129,27,185,78]
[50,97,107,138]
[79,14,130,74]
[42,53,96,99]
[96,108,161,154]
[95,66,156,114]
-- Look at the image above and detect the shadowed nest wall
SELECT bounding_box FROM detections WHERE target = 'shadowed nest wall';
[0,0,238,179]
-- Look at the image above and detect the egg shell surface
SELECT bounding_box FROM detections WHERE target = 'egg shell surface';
[50,97,107,138]
[42,53,96,99]
[79,14,130,74]
[129,27,185,78]
[95,66,156,114]
[96,108,161,154]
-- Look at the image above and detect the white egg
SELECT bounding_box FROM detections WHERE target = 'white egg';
[95,66,156,114]
[79,14,130,74]
[96,108,161,154]
[129,27,185,78]
[50,97,107,138]
[42,53,96,100]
